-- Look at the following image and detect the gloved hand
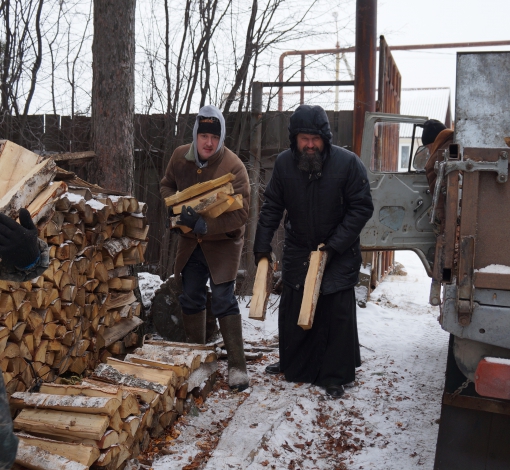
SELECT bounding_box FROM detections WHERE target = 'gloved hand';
[167,207,174,218]
[254,252,272,267]
[0,209,40,269]
[319,244,334,266]
[177,206,207,234]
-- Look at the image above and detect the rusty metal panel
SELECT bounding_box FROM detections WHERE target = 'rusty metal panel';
[475,273,510,291]
[372,36,402,279]
[455,52,510,149]
[462,148,510,272]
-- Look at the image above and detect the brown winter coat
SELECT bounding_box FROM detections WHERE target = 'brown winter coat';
[425,128,454,194]
[160,144,250,284]
[425,129,454,227]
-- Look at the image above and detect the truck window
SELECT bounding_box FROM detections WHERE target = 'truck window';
[371,121,423,173]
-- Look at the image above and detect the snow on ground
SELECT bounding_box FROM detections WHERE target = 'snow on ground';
[149,251,449,470]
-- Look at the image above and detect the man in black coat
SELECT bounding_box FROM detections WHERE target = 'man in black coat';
[253,105,374,398]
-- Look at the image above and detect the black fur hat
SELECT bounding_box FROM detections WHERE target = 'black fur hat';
[288,105,332,153]
[421,119,447,146]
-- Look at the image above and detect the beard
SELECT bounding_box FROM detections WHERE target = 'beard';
[297,148,323,173]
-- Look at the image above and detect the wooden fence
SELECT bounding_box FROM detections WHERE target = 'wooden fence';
[0,110,354,279]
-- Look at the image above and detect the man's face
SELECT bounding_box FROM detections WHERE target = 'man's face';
[197,133,220,160]
[296,133,324,155]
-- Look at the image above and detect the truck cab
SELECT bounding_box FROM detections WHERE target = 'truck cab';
[360,51,510,470]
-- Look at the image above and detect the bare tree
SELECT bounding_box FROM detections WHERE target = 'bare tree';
[89,0,136,194]
[1,0,45,144]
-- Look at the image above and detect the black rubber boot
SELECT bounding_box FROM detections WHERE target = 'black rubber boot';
[182,310,206,344]
[326,385,345,399]
[265,361,281,375]
[218,314,249,391]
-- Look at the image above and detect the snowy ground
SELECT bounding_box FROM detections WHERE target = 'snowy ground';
[146,251,449,470]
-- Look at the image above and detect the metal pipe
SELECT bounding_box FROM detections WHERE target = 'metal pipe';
[277,40,510,111]
[353,0,377,157]
[335,42,340,112]
[300,54,305,104]
[263,80,355,88]
[247,81,263,267]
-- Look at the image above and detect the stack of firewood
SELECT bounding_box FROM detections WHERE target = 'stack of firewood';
[12,340,218,470]
[165,173,243,232]
[0,140,145,396]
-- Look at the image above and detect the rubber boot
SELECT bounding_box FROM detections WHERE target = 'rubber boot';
[182,310,206,344]
[218,314,249,391]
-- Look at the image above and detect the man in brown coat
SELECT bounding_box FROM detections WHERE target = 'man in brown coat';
[160,105,250,391]
[420,119,454,228]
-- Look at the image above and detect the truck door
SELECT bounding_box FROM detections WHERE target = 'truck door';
[359,112,436,275]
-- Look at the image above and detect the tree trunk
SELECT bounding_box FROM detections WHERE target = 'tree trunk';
[90,0,136,194]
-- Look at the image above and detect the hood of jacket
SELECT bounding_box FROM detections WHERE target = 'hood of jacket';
[189,105,226,168]
[288,105,333,154]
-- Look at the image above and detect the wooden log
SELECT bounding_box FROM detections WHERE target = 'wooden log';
[102,316,142,347]
[0,142,56,218]
[124,224,149,240]
[225,193,243,212]
[14,408,110,440]
[39,382,123,401]
[249,257,273,321]
[16,433,100,467]
[297,245,328,330]
[120,276,137,291]
[0,310,18,330]
[27,181,68,224]
[122,246,141,265]
[164,173,235,207]
[108,409,122,433]
[56,242,77,261]
[94,445,120,467]
[10,392,119,416]
[119,392,140,418]
[122,415,140,437]
[106,357,177,388]
[0,341,20,360]
[92,363,167,395]
[83,378,158,406]
[124,354,189,379]
[171,183,234,216]
[0,292,14,314]
[15,439,88,470]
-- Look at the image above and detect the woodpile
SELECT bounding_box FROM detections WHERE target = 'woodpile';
[0,140,146,397]
[164,173,243,232]
[1,141,220,469]
[12,340,218,469]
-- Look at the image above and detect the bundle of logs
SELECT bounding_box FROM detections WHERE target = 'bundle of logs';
[165,173,243,232]
[12,340,218,470]
[0,140,146,395]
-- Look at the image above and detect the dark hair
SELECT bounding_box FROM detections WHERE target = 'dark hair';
[421,119,447,146]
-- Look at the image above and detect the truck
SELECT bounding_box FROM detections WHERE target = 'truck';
[359,50,510,469]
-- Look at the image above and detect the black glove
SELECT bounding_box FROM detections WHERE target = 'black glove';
[0,209,40,269]
[177,206,207,234]
[254,252,272,267]
[167,207,174,218]
[319,244,335,266]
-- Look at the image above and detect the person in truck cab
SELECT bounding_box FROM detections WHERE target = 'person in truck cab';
[419,119,454,228]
